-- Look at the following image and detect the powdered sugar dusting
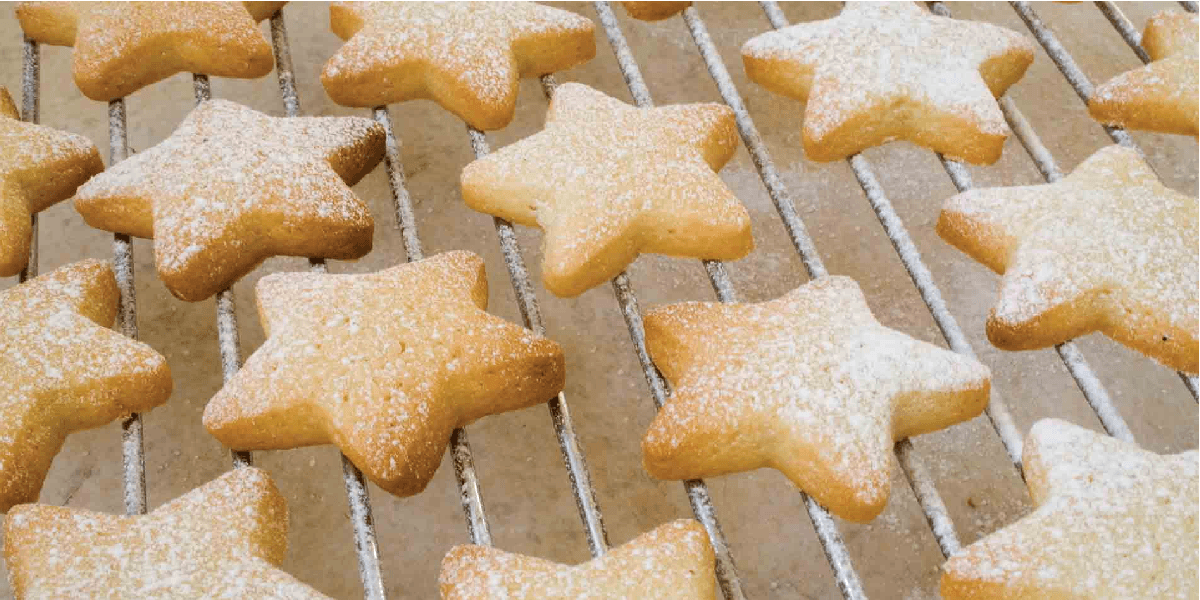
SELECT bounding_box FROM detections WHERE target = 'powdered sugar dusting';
[440,519,716,598]
[642,275,990,522]
[942,145,1198,364]
[72,99,383,301]
[202,251,563,497]
[461,82,751,297]
[741,2,1034,142]
[1090,11,1198,134]
[4,467,329,598]
[322,1,594,124]
[0,260,170,510]
[943,419,1198,599]
[16,2,277,101]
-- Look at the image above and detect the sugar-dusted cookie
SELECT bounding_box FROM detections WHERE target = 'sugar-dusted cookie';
[203,251,564,498]
[16,2,285,101]
[460,82,752,298]
[1090,11,1198,136]
[0,86,103,277]
[72,99,384,302]
[942,419,1197,599]
[642,276,990,523]
[0,259,171,512]
[321,2,595,131]
[441,519,716,599]
[741,2,1034,164]
[938,145,1198,374]
[4,467,329,599]
[621,2,691,21]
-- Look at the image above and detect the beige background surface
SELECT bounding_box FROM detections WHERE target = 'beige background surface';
[0,2,1196,598]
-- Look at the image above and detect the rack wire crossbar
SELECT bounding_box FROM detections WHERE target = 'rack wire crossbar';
[105,89,150,517]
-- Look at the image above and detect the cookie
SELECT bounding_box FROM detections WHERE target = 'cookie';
[0,259,171,512]
[4,467,330,598]
[440,519,716,599]
[16,2,285,101]
[1090,11,1198,136]
[321,2,595,131]
[621,2,691,21]
[741,2,1034,164]
[641,276,991,523]
[941,418,1198,599]
[72,98,384,302]
[203,251,565,498]
[460,82,752,298]
[937,145,1198,374]
[0,86,104,277]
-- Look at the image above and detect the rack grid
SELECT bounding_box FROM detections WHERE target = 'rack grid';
[8,2,1197,599]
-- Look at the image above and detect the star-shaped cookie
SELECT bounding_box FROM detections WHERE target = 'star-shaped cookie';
[4,467,330,598]
[941,419,1197,599]
[641,276,991,523]
[72,99,384,302]
[937,145,1198,374]
[1090,11,1198,136]
[203,251,565,497]
[16,2,285,101]
[460,82,753,298]
[321,2,596,130]
[0,259,171,512]
[741,2,1035,164]
[0,86,104,277]
[440,519,716,599]
[621,2,692,21]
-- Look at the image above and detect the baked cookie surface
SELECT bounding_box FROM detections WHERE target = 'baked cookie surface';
[0,259,171,512]
[641,276,991,523]
[440,519,716,599]
[203,251,565,498]
[941,418,1198,600]
[461,82,752,298]
[621,1,691,21]
[16,1,284,101]
[322,1,595,130]
[0,86,103,277]
[741,2,1034,164]
[4,467,329,599]
[938,145,1198,373]
[1090,11,1199,136]
[72,98,384,302]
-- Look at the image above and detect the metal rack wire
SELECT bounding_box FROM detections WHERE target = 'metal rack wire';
[11,2,1196,599]
[1008,1,1199,402]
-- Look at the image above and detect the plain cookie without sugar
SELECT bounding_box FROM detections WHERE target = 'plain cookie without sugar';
[460,82,752,298]
[322,1,596,130]
[16,1,286,101]
[641,275,991,523]
[937,144,1199,374]
[741,2,1034,164]
[440,520,717,599]
[941,418,1198,600]
[203,251,565,498]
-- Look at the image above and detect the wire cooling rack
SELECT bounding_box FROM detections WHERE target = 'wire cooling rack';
[10,2,1197,598]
